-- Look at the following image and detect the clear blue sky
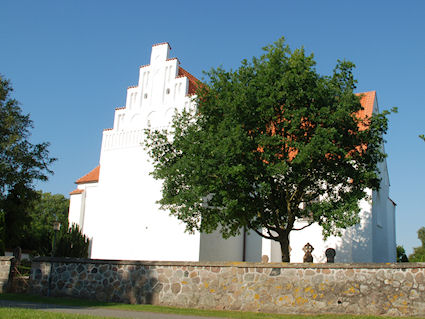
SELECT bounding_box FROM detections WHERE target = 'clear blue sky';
[1,0,424,255]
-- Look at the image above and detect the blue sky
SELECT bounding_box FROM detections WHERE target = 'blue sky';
[1,0,424,255]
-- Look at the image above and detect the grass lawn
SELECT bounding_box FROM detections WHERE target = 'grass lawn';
[0,307,115,319]
[0,293,423,319]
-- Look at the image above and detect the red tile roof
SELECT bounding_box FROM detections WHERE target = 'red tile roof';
[75,165,100,184]
[69,188,84,195]
[178,67,200,95]
[356,90,376,119]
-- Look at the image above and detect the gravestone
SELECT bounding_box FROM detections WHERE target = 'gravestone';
[325,248,336,263]
[303,243,314,263]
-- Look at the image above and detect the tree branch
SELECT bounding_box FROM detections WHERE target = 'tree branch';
[252,228,278,240]
[292,221,314,231]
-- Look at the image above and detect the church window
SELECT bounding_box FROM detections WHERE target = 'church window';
[166,88,170,94]
[144,93,148,99]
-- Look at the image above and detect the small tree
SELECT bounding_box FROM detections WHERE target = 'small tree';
[409,227,425,262]
[396,245,409,262]
[145,38,393,262]
[55,224,89,258]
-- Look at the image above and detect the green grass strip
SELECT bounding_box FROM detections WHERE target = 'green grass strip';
[0,307,117,319]
[0,293,423,319]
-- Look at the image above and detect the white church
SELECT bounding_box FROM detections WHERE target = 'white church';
[69,42,396,263]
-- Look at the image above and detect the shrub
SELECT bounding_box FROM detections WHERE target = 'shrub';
[55,224,89,258]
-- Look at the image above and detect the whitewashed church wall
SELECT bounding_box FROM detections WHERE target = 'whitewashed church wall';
[199,229,262,262]
[245,231,262,262]
[90,141,200,261]
[344,193,374,262]
[199,230,244,262]
[101,129,144,151]
[387,198,397,261]
[77,185,99,243]
[68,194,83,227]
[371,157,395,262]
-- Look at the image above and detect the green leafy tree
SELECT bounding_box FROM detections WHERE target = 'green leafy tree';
[0,75,56,251]
[2,184,39,249]
[420,134,425,141]
[409,227,425,262]
[396,245,409,262]
[145,38,393,262]
[21,191,69,256]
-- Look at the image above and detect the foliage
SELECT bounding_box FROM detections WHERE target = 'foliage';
[20,191,89,258]
[11,190,89,258]
[0,75,56,250]
[145,37,393,261]
[396,245,409,262]
[409,227,425,262]
[420,134,425,141]
[16,258,32,276]
[22,191,70,256]
[55,223,89,258]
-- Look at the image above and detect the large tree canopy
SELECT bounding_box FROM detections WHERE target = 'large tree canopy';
[145,38,393,262]
[0,75,56,254]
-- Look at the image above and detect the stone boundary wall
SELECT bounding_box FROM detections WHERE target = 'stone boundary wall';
[0,256,14,293]
[10,275,29,293]
[30,257,425,316]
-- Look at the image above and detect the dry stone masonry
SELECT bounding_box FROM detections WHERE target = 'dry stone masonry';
[0,256,14,293]
[30,257,425,316]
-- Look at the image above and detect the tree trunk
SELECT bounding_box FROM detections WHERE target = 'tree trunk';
[279,232,290,262]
